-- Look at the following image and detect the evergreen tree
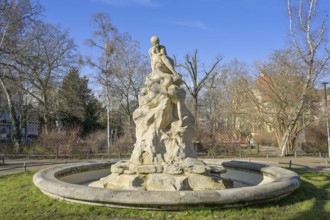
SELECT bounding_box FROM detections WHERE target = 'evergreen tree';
[58,68,104,135]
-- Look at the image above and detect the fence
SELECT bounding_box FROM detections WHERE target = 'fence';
[1,152,131,161]
[0,151,326,164]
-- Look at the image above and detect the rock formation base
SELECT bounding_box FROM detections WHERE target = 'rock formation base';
[89,158,232,191]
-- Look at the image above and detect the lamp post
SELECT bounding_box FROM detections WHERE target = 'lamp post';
[321,82,330,159]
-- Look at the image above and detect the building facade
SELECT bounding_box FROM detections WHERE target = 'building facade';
[0,111,39,142]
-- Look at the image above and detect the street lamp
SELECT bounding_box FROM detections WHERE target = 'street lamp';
[321,82,330,159]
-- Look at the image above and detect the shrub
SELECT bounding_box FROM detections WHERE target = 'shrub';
[304,122,327,153]
[85,130,108,154]
[112,132,134,158]
[253,132,277,147]
[36,128,81,156]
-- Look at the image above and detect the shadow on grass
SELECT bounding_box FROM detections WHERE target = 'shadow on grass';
[276,169,330,220]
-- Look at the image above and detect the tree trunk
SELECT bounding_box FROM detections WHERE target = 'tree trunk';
[107,105,110,156]
[0,78,22,152]
[280,89,306,156]
[193,94,198,138]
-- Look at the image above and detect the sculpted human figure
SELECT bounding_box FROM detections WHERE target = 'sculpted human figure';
[149,36,181,79]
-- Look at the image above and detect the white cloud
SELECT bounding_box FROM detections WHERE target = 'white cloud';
[174,21,213,31]
[94,0,162,7]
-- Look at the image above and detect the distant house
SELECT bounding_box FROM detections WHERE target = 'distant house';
[0,112,11,141]
[0,88,40,142]
[0,111,39,142]
[22,117,39,141]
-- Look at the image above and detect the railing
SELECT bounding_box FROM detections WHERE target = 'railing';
[1,150,326,163]
[1,153,131,161]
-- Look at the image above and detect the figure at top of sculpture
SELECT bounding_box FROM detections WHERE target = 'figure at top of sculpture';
[149,36,181,79]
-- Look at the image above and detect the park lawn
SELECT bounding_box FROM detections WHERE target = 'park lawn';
[0,169,329,220]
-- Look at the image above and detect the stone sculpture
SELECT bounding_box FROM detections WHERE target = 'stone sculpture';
[89,36,232,191]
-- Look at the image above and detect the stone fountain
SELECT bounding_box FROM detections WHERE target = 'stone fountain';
[89,36,232,191]
[33,36,300,210]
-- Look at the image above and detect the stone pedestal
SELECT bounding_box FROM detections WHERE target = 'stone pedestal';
[90,158,231,191]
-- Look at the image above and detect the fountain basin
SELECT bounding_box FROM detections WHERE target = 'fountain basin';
[33,160,300,210]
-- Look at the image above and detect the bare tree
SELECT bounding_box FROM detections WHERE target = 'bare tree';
[200,59,251,140]
[221,60,251,139]
[179,49,222,138]
[14,21,76,134]
[85,12,118,155]
[277,0,330,156]
[109,34,149,139]
[249,50,319,154]
[0,0,41,148]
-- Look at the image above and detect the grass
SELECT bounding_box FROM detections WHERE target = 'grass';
[0,169,329,220]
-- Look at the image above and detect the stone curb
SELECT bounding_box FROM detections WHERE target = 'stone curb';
[33,160,301,210]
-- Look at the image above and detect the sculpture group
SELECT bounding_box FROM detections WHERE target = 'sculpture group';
[90,36,232,191]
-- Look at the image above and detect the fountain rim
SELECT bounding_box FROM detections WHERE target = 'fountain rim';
[33,160,301,210]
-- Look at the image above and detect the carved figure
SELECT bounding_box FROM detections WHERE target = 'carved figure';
[149,36,181,79]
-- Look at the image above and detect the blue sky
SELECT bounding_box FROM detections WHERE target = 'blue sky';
[40,0,330,79]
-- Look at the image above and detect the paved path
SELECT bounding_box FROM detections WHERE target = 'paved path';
[0,159,109,176]
[204,156,330,172]
[0,156,329,177]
